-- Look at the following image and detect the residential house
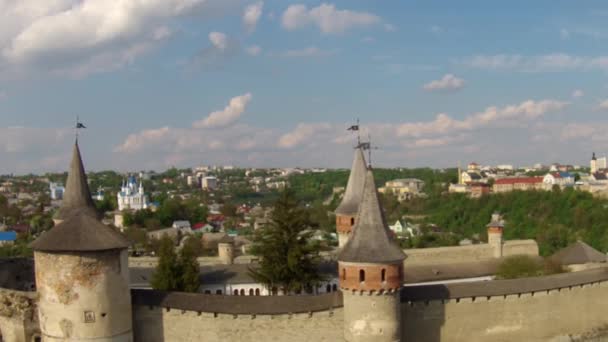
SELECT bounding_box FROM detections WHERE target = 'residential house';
[378,178,425,201]
[543,172,575,187]
[493,177,544,193]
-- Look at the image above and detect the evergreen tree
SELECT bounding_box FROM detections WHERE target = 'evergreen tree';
[151,236,181,291]
[249,189,324,294]
[179,238,201,292]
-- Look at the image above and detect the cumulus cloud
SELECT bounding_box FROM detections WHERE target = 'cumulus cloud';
[572,89,585,98]
[189,31,239,70]
[423,74,465,92]
[193,93,253,129]
[243,2,263,34]
[599,99,608,110]
[461,54,608,72]
[209,32,228,50]
[282,46,336,58]
[277,123,332,148]
[397,99,568,138]
[0,0,223,78]
[281,3,380,34]
[246,45,262,56]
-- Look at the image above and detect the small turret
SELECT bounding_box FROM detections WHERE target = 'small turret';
[338,168,406,342]
[335,147,367,248]
[487,212,504,258]
[218,235,235,265]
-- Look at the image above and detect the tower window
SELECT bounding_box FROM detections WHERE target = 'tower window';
[381,269,386,282]
[351,217,355,225]
[342,268,346,280]
[359,269,365,283]
[326,284,331,293]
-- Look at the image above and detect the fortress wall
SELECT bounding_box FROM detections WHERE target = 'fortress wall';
[132,306,343,342]
[401,268,608,342]
[403,244,494,266]
[0,288,40,342]
[128,255,255,268]
[131,290,344,342]
[403,240,539,267]
[502,239,539,257]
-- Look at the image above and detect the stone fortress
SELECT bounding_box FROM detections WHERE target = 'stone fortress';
[1,141,608,342]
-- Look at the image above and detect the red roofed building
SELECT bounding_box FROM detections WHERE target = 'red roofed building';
[493,177,544,193]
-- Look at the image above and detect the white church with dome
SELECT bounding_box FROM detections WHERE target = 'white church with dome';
[117,176,149,211]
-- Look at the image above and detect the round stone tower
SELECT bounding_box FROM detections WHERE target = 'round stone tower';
[338,168,406,342]
[487,212,504,258]
[218,236,235,265]
[335,147,367,248]
[31,142,133,342]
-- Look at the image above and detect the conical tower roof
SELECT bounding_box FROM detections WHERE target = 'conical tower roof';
[54,142,99,220]
[335,147,367,216]
[31,210,130,252]
[338,168,406,264]
[33,141,129,252]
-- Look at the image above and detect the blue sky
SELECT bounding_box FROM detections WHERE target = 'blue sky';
[1,0,608,173]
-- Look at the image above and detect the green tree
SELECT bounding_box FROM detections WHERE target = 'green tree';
[179,239,201,292]
[249,189,324,294]
[150,236,181,291]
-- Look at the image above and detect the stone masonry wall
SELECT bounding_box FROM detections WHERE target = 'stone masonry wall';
[132,306,343,342]
[403,239,538,266]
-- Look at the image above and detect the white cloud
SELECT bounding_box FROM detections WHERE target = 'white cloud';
[599,99,608,110]
[462,53,608,72]
[383,23,396,32]
[397,99,568,138]
[115,126,171,153]
[423,74,465,92]
[0,0,220,78]
[572,89,584,98]
[277,123,332,148]
[246,45,262,56]
[243,1,263,34]
[282,46,336,58]
[281,3,380,34]
[193,93,253,129]
[430,25,443,34]
[209,32,228,50]
[361,36,374,43]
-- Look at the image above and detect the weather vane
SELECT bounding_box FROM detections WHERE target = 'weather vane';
[362,134,379,167]
[75,116,86,142]
[347,118,361,146]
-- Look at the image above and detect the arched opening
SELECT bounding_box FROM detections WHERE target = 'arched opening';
[204,290,211,294]
[216,289,222,295]
[350,217,355,225]
[359,269,365,283]
[233,289,239,295]
[332,284,337,292]
[255,288,260,296]
[326,284,331,293]
[381,268,386,282]
[249,289,254,296]
[272,286,278,295]
[342,268,346,280]
[240,289,245,296]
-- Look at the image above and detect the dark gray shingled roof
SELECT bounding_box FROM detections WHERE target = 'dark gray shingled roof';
[550,241,606,265]
[31,141,129,252]
[338,168,406,264]
[54,142,100,220]
[335,147,367,216]
[31,210,130,251]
